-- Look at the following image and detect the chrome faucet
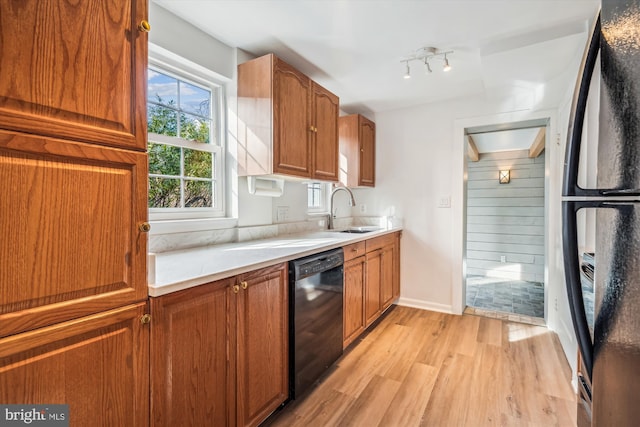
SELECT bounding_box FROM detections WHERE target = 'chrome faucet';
[328,186,356,229]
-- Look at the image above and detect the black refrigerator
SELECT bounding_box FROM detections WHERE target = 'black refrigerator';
[562,1,640,426]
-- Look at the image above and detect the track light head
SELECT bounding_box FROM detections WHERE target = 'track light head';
[403,61,411,79]
[443,55,452,72]
[424,58,432,74]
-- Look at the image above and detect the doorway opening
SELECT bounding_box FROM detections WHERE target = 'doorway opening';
[463,119,548,324]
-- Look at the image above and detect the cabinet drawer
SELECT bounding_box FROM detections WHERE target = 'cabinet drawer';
[343,241,366,261]
[365,232,397,252]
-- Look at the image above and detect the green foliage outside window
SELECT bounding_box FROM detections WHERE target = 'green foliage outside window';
[148,91,214,209]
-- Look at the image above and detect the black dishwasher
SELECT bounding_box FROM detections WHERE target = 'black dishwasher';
[289,248,344,399]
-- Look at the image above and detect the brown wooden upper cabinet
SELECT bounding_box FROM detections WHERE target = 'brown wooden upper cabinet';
[0,0,149,338]
[339,114,376,187]
[0,0,148,151]
[238,54,339,181]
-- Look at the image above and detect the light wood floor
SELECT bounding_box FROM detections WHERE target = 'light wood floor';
[267,305,577,427]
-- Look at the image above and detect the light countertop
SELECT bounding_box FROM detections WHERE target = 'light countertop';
[148,226,402,297]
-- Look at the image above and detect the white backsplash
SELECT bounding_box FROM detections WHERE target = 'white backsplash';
[149,216,400,253]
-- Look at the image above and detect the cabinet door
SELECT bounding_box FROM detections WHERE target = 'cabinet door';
[150,279,235,427]
[365,250,382,327]
[380,244,395,310]
[344,256,366,348]
[311,83,339,181]
[0,303,149,427]
[359,118,375,186]
[0,131,148,338]
[0,0,148,151]
[393,233,402,300]
[236,264,288,427]
[273,59,311,178]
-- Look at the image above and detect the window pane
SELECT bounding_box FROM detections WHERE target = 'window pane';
[180,113,210,143]
[149,177,181,208]
[148,143,180,175]
[180,81,211,117]
[148,104,178,137]
[185,180,213,208]
[148,70,178,106]
[184,149,212,178]
[308,183,322,208]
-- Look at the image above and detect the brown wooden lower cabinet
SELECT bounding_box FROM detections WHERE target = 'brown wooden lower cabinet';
[365,249,383,326]
[343,255,366,348]
[150,278,235,427]
[0,302,149,427]
[344,232,401,347]
[150,263,288,427]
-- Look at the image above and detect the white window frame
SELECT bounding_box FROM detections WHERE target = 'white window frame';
[307,182,330,214]
[148,47,227,222]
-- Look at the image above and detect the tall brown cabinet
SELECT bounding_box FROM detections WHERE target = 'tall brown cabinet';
[0,1,150,425]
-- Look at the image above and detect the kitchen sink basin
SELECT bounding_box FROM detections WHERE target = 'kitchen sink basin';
[334,226,382,234]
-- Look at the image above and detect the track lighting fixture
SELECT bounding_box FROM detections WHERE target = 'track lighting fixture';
[400,46,453,79]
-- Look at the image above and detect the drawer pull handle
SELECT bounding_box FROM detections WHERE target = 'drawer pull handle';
[139,222,151,232]
[140,314,151,325]
[233,284,240,294]
[241,281,248,290]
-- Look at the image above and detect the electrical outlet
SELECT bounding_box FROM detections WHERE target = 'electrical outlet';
[276,206,289,222]
[500,255,506,263]
[359,204,367,214]
[438,196,451,208]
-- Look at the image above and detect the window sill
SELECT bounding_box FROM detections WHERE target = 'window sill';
[149,217,238,235]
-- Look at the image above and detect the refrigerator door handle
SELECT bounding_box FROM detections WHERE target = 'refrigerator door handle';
[601,188,640,197]
[562,200,594,378]
[562,13,601,198]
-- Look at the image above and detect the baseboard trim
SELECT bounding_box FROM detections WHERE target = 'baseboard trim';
[396,297,453,314]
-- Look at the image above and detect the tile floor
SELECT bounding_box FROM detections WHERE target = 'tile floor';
[466,275,545,319]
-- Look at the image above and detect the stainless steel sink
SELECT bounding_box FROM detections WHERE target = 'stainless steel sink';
[333,226,382,234]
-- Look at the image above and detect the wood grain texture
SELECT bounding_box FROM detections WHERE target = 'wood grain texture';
[311,82,339,181]
[359,116,376,186]
[0,0,148,150]
[150,279,235,427]
[364,250,382,327]
[0,303,149,427]
[338,114,376,187]
[266,306,576,427]
[238,54,339,181]
[0,130,148,338]
[236,263,289,427]
[237,54,273,176]
[272,58,312,177]
[343,256,366,348]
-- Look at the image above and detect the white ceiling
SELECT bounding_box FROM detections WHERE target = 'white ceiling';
[153,0,599,116]
[471,127,542,153]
